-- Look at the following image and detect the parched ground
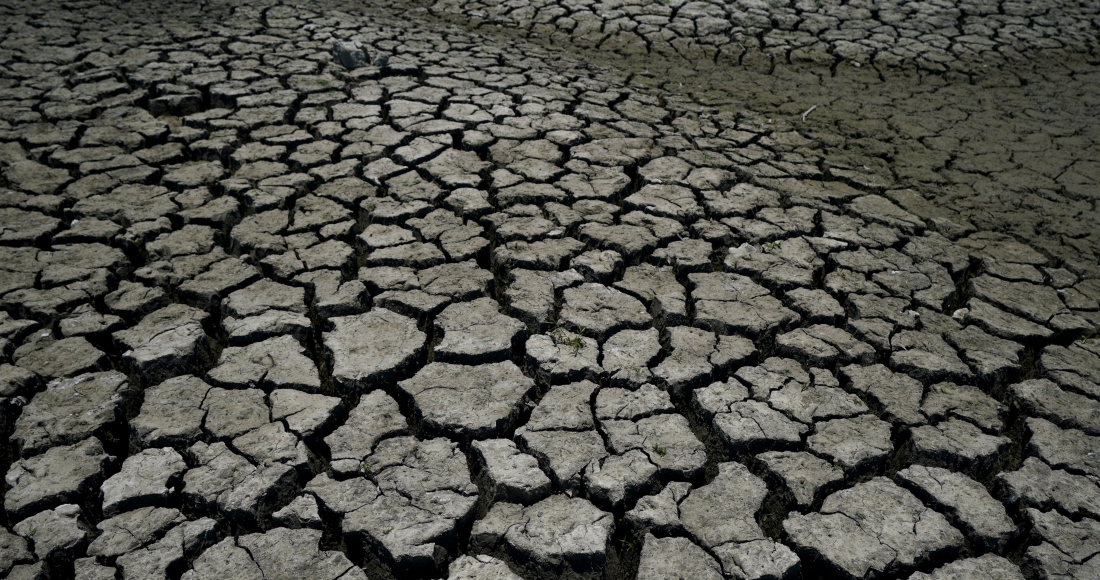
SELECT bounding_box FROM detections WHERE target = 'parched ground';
[0,0,1099,579]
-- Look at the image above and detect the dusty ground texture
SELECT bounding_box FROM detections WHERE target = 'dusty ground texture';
[0,0,1099,578]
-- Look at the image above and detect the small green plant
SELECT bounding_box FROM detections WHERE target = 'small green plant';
[652,443,667,456]
[831,463,842,471]
[383,527,393,535]
[800,383,811,391]
[27,527,36,536]
[855,512,866,521]
[1079,333,1093,344]
[766,241,781,250]
[671,352,683,363]
[566,335,585,354]
[361,461,376,473]
[313,106,324,111]
[318,80,329,86]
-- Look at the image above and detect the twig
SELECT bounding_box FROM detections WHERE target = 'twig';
[800,105,817,122]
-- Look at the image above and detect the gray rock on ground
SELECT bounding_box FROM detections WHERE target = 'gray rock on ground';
[471,439,551,505]
[100,447,186,517]
[783,478,964,578]
[5,438,115,520]
[472,495,613,579]
[324,308,426,394]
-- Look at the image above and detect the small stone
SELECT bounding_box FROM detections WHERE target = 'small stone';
[908,554,1024,580]
[783,478,964,579]
[272,495,323,530]
[995,457,1100,520]
[807,415,893,475]
[474,495,613,580]
[896,465,1016,551]
[447,555,522,580]
[584,449,659,511]
[907,419,1011,476]
[5,438,115,520]
[13,504,88,561]
[324,308,426,394]
[397,361,536,440]
[433,298,526,364]
[637,534,723,580]
[471,439,551,505]
[100,447,187,517]
[756,451,846,510]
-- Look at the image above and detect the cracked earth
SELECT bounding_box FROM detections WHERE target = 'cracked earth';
[0,0,1099,578]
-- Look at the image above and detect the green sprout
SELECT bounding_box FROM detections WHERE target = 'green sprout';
[652,443,667,456]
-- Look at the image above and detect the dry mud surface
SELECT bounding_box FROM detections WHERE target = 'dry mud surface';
[0,0,1099,579]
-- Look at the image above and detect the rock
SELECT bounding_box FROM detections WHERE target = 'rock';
[625,481,692,535]
[559,283,650,342]
[526,380,597,431]
[995,457,1100,520]
[783,478,964,578]
[207,335,321,392]
[470,439,551,505]
[5,438,114,520]
[14,336,107,380]
[338,437,478,576]
[602,413,706,480]
[12,370,130,457]
[234,527,365,580]
[517,429,608,494]
[525,332,602,385]
[398,361,536,440]
[840,364,926,426]
[433,298,526,364]
[1025,417,1100,478]
[447,554,523,580]
[614,264,688,327]
[200,387,269,439]
[601,328,661,387]
[680,462,767,548]
[1023,508,1100,577]
[711,539,801,580]
[86,507,185,558]
[270,389,343,441]
[807,415,894,475]
[637,534,723,580]
[131,375,212,448]
[101,447,187,517]
[13,504,88,561]
[890,331,973,384]
[324,308,426,394]
[74,558,118,580]
[104,280,169,318]
[114,304,213,384]
[964,298,1053,342]
[474,495,613,579]
[584,449,659,511]
[969,275,1065,325]
[689,272,800,338]
[325,390,408,477]
[116,518,220,580]
[756,451,846,510]
[0,528,32,576]
[908,554,1024,580]
[784,288,845,324]
[272,495,323,530]
[895,465,1016,551]
[595,383,675,421]
[1009,378,1100,435]
[183,441,298,528]
[232,422,310,472]
[920,381,1007,433]
[711,399,808,456]
[907,418,1011,476]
